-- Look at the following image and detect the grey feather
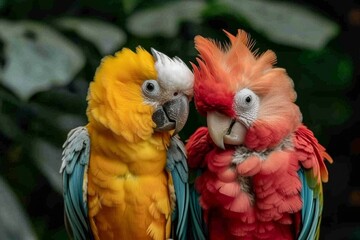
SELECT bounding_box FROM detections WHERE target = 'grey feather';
[60,126,92,240]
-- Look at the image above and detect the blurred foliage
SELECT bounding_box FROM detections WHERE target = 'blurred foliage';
[0,0,357,239]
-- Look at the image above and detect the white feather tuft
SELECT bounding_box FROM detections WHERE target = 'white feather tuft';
[151,48,194,97]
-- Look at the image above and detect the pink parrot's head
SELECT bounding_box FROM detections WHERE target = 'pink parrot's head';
[192,30,302,151]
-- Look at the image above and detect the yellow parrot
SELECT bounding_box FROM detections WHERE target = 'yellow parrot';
[60,47,193,240]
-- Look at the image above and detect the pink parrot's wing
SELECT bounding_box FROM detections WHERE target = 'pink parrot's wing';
[186,127,213,168]
[186,127,213,240]
[294,125,333,240]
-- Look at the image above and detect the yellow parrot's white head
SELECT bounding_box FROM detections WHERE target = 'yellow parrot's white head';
[148,48,193,134]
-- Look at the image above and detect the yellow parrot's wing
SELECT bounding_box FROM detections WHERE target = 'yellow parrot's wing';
[166,135,189,240]
[60,126,92,240]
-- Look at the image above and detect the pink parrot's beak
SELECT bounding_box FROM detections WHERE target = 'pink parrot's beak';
[207,111,247,149]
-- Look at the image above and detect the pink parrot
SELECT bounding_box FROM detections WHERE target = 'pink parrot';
[186,29,333,240]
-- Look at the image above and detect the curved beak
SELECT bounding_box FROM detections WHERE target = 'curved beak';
[152,95,189,135]
[207,111,247,149]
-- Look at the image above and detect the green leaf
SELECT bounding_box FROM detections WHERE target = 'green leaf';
[56,18,127,55]
[79,0,123,14]
[0,0,5,9]
[0,20,85,100]
[0,88,23,140]
[0,112,23,140]
[0,177,37,239]
[32,138,63,194]
[28,102,86,145]
[126,0,205,37]
[55,113,86,132]
[34,82,87,115]
[122,0,141,14]
[218,0,339,50]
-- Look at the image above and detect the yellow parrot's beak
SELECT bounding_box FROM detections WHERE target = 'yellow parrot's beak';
[207,111,247,149]
[152,94,189,135]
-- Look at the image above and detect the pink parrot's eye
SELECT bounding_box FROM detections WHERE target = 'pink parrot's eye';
[235,88,257,110]
[234,88,259,125]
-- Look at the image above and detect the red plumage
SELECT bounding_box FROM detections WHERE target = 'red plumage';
[188,128,302,239]
[187,29,333,240]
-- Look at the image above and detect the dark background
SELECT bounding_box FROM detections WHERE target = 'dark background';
[299,1,360,239]
[0,0,359,239]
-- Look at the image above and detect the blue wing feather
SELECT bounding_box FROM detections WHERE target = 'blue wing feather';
[298,168,321,240]
[307,199,320,239]
[189,169,207,240]
[166,135,189,240]
[60,126,92,240]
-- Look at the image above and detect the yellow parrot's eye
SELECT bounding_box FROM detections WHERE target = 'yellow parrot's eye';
[142,79,161,99]
[146,82,155,91]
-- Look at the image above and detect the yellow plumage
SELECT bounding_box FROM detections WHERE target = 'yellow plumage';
[85,47,173,240]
